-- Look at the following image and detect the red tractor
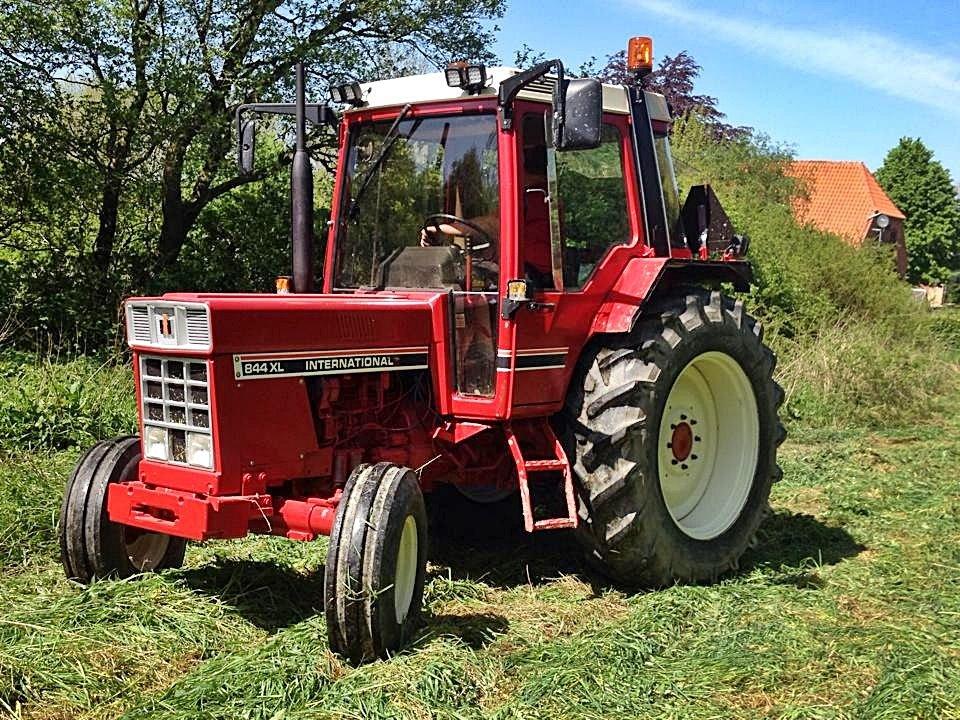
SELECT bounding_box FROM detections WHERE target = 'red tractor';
[59,37,783,662]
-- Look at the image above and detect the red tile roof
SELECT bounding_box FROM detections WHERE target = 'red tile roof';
[786,161,905,245]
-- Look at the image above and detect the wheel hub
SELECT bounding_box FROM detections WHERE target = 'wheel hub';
[394,514,419,624]
[669,422,694,462]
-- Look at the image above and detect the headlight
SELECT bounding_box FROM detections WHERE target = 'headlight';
[186,432,213,469]
[144,426,168,461]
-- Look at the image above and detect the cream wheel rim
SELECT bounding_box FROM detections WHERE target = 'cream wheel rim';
[394,514,419,623]
[657,351,760,540]
[123,528,171,571]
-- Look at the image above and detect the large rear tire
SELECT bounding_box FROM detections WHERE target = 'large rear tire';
[59,436,187,583]
[561,290,784,587]
[325,462,428,663]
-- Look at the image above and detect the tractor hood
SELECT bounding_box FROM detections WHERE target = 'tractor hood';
[124,292,442,357]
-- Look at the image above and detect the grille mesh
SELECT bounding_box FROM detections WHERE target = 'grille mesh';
[141,356,212,466]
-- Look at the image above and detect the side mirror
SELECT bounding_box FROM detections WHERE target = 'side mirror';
[239,118,256,174]
[554,78,602,151]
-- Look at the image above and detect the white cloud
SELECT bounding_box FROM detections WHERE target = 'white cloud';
[630,0,960,116]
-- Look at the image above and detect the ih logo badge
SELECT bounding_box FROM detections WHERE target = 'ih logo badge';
[157,312,174,340]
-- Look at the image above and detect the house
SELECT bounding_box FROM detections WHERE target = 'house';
[786,160,908,278]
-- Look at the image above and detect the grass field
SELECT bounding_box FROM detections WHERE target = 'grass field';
[2,397,960,719]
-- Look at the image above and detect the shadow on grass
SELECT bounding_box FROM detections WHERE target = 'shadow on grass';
[175,559,324,632]
[742,509,866,577]
[176,556,511,649]
[428,491,866,592]
[425,486,599,591]
[173,504,865,635]
[417,612,510,649]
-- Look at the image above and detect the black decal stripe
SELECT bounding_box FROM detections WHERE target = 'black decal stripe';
[497,352,567,371]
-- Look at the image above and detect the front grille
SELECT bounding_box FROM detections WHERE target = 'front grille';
[125,302,212,350]
[140,355,213,467]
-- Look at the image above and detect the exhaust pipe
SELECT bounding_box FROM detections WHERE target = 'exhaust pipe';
[291,62,314,293]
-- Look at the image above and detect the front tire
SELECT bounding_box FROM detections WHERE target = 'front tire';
[325,463,428,663]
[562,290,784,587]
[59,436,187,583]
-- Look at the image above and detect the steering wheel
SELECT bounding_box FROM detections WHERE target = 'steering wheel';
[420,213,494,260]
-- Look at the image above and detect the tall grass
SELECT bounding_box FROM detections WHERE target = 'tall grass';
[0,352,135,452]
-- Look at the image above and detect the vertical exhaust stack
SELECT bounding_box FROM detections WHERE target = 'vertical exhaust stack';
[291,62,315,293]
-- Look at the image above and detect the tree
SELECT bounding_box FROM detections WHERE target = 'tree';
[0,0,503,347]
[875,138,960,285]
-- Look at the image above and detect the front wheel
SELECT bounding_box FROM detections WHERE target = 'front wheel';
[325,463,428,663]
[59,436,187,583]
[562,290,785,587]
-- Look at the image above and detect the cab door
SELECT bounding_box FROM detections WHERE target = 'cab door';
[507,103,640,414]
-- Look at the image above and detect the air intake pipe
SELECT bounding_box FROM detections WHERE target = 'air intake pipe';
[291,62,314,293]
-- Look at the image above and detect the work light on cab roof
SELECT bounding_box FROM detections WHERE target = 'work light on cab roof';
[329,81,364,106]
[444,61,488,93]
[58,34,783,666]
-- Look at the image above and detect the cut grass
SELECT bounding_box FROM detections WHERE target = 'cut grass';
[2,402,960,718]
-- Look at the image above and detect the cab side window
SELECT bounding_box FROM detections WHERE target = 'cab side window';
[555,124,630,288]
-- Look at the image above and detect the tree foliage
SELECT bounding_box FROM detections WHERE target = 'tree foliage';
[875,138,960,285]
[584,50,748,140]
[0,0,503,349]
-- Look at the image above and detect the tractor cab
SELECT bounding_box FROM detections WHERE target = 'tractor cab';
[319,61,692,418]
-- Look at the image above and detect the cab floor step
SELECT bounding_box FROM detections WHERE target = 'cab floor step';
[524,459,567,471]
[505,422,578,533]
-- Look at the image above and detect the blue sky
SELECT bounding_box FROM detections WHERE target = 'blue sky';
[491,0,960,181]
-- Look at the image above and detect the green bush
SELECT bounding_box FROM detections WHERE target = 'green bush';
[0,352,136,451]
[928,308,960,354]
[671,117,958,429]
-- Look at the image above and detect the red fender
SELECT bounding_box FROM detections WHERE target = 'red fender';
[592,258,753,335]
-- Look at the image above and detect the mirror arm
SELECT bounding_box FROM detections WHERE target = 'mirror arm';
[236,102,339,128]
[498,58,565,130]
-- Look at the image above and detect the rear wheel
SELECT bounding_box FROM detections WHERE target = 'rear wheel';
[59,436,187,583]
[561,290,785,587]
[325,462,428,663]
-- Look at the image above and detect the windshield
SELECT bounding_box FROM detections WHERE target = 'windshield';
[334,113,500,289]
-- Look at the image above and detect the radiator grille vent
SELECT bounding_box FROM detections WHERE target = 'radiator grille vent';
[140,355,213,468]
[526,77,556,96]
[185,307,211,345]
[124,302,211,350]
[130,306,151,343]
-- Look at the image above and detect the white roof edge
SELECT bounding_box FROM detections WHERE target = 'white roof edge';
[353,67,671,123]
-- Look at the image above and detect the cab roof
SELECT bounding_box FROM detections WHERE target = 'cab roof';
[354,66,671,123]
